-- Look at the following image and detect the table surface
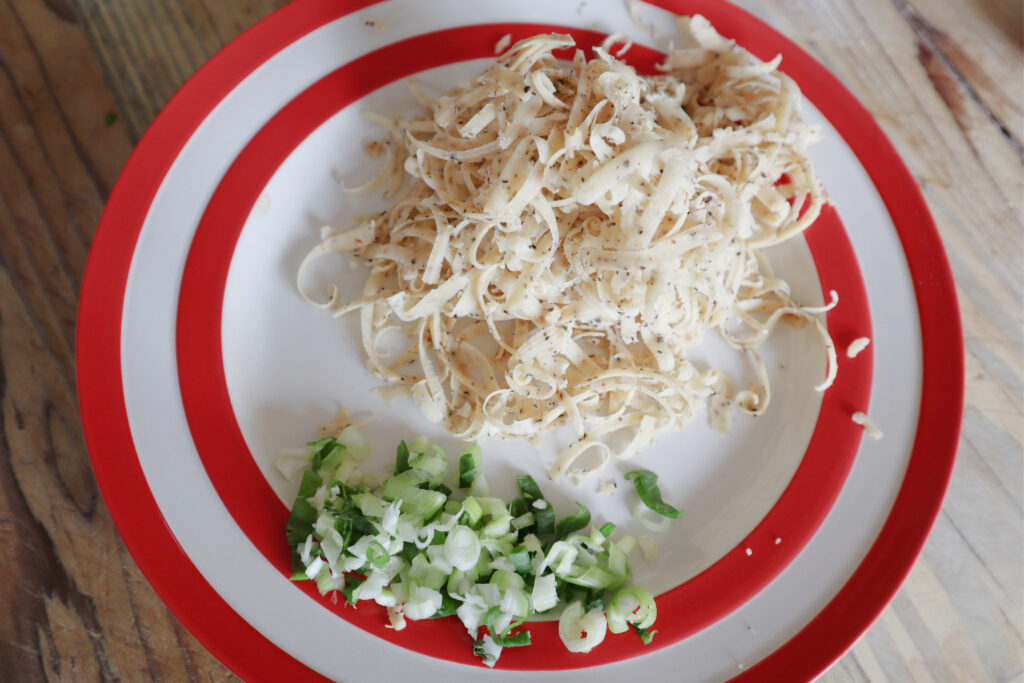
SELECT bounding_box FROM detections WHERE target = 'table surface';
[0,0,1020,681]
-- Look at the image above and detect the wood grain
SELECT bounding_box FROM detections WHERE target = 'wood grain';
[745,4,1023,681]
[0,0,1019,681]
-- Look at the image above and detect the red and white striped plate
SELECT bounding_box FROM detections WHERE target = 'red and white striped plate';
[77,1,963,681]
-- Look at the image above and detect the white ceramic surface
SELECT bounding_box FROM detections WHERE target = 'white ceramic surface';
[114,1,923,680]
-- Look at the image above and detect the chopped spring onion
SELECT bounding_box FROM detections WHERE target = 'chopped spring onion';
[516,475,555,535]
[624,470,684,519]
[637,536,659,562]
[554,502,591,539]
[409,447,448,484]
[408,436,431,453]
[395,440,411,474]
[515,474,544,501]
[283,429,659,667]
[558,602,608,653]
[458,444,482,488]
[473,635,502,667]
[387,606,407,630]
[445,525,482,571]
[631,623,658,645]
[633,500,672,532]
[336,425,370,460]
[404,586,444,620]
[606,586,657,634]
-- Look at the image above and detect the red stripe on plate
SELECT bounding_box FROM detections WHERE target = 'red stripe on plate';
[175,22,871,670]
[626,2,961,681]
[703,5,967,681]
[75,1,381,681]
[77,0,963,680]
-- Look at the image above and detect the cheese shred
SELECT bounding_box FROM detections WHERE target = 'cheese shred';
[852,411,883,439]
[299,16,835,479]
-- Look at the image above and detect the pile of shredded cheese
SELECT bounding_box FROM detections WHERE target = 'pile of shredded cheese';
[299,15,837,479]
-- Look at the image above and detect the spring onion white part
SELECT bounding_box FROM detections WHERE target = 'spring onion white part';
[283,426,660,667]
[637,536,660,562]
[606,586,657,633]
[558,601,608,653]
[474,635,503,667]
[445,525,482,570]
[616,534,638,556]
[531,573,558,613]
[298,15,839,480]
[633,500,672,533]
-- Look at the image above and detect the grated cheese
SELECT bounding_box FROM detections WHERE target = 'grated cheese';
[846,336,870,358]
[852,411,884,439]
[300,17,835,479]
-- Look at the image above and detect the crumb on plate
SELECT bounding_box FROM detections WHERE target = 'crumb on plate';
[852,410,884,439]
[846,336,871,358]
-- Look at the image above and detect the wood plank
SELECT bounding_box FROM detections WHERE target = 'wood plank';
[0,0,262,680]
[0,0,1018,681]
[894,0,1023,146]
[69,0,286,141]
[730,1,1022,681]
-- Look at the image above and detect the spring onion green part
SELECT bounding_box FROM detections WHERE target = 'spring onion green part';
[554,502,591,539]
[283,428,659,667]
[395,440,411,474]
[458,444,482,488]
[624,470,684,519]
[631,623,658,645]
[515,475,555,535]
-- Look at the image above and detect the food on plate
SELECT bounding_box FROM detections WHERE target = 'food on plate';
[846,336,870,358]
[851,410,883,439]
[299,15,837,479]
[625,469,684,518]
[283,428,663,666]
[494,33,512,54]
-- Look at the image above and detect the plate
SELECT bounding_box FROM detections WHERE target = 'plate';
[77,0,963,681]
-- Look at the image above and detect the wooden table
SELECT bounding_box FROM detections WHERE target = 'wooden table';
[0,1,1019,680]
